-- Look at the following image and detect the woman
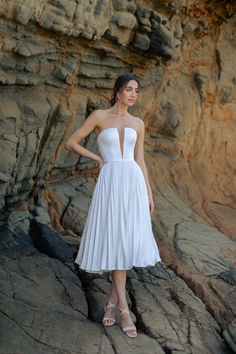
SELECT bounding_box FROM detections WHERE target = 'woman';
[65,74,162,338]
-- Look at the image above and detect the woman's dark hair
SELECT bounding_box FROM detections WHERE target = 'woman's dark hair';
[111,74,140,106]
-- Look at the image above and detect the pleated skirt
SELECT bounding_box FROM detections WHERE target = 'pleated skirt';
[75,160,162,274]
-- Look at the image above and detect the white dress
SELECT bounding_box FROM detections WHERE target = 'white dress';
[75,127,162,274]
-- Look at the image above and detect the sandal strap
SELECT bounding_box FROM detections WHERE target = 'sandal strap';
[104,299,116,311]
[119,306,129,315]
[122,326,136,332]
[119,306,137,335]
[103,317,115,322]
[106,299,116,308]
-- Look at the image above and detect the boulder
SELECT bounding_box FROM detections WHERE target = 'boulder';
[30,218,73,265]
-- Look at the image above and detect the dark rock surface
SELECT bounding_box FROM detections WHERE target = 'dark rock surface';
[30,218,74,266]
[0,224,233,353]
[223,319,236,353]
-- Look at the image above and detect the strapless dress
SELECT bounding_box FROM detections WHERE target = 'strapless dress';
[75,127,162,273]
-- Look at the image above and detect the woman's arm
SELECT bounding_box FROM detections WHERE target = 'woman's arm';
[64,110,103,165]
[134,119,155,215]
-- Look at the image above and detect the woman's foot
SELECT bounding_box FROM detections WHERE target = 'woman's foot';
[102,298,117,326]
[119,305,137,338]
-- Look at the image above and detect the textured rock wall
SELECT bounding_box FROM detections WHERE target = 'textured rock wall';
[0,0,235,230]
[0,0,236,353]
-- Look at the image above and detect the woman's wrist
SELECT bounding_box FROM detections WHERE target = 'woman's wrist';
[95,156,103,164]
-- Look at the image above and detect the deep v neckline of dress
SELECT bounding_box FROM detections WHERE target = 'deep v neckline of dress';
[97,127,137,159]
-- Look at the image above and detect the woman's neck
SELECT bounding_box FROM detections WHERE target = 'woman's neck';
[110,102,128,116]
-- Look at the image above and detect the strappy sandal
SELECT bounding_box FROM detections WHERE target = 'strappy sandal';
[102,299,117,326]
[119,306,137,338]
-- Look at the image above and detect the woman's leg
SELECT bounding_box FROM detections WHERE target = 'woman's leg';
[111,270,136,336]
[103,272,118,325]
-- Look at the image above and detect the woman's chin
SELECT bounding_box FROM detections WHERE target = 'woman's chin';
[127,101,135,106]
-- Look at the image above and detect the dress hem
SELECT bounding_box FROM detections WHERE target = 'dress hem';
[75,259,162,274]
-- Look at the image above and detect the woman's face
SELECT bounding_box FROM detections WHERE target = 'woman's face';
[118,80,139,107]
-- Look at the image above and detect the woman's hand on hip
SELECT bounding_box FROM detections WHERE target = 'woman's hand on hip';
[97,158,104,172]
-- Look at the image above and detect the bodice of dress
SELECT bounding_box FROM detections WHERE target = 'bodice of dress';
[97,127,137,162]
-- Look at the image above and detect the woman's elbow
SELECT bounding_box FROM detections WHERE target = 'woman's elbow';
[135,158,145,167]
[64,140,74,151]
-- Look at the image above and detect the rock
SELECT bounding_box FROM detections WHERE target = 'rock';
[104,326,165,354]
[33,206,51,225]
[173,220,236,276]
[126,264,229,353]
[148,186,236,326]
[0,225,36,257]
[74,260,230,353]
[216,22,235,103]
[61,193,91,234]
[30,218,73,265]
[0,205,233,353]
[216,267,236,286]
[7,207,31,234]
[0,226,116,353]
[13,38,48,57]
[149,22,174,58]
[133,32,151,51]
[50,180,95,234]
[113,0,137,14]
[136,5,152,32]
[108,19,135,46]
[223,319,236,353]
[62,228,81,246]
[193,66,210,102]
[116,12,137,29]
[0,128,18,208]
[54,65,72,82]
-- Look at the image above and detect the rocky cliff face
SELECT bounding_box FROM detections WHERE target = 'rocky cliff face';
[0,1,236,353]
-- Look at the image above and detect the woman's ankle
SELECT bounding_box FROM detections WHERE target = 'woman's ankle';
[108,294,117,304]
[118,299,128,309]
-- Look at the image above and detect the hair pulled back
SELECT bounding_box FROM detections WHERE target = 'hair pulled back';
[111,74,140,106]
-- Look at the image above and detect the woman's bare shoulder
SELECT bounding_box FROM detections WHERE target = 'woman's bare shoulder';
[130,115,145,133]
[89,109,107,118]
[87,109,110,135]
[85,109,108,128]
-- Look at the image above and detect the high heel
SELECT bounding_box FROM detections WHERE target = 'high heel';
[119,306,137,338]
[102,299,117,326]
